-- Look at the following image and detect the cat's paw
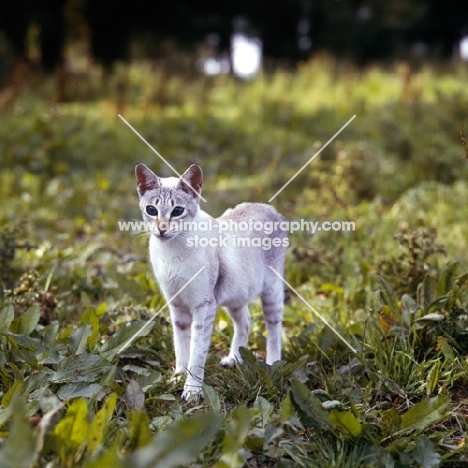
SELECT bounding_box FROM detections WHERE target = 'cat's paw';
[181,383,204,401]
[220,355,242,367]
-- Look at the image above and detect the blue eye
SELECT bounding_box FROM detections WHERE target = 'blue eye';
[171,207,184,217]
[146,205,158,216]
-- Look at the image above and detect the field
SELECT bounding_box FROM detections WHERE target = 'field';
[1,57,468,467]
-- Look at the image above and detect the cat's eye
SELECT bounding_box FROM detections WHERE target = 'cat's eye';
[146,205,158,216]
[171,207,184,217]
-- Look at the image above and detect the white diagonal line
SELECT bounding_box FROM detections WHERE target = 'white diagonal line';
[268,114,356,202]
[116,265,207,355]
[118,114,207,202]
[269,266,358,354]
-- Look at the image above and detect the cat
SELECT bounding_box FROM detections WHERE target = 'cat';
[135,163,288,399]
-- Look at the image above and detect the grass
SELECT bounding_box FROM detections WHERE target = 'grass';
[0,56,468,467]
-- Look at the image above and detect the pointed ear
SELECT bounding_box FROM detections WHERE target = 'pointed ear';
[135,163,160,196]
[176,164,203,198]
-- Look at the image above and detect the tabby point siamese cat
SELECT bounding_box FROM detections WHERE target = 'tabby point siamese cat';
[135,163,288,399]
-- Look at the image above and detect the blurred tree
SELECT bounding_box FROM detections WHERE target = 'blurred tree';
[0,2,31,60]
[312,0,429,63]
[420,0,468,57]
[80,0,468,66]
[84,0,131,67]
[37,0,67,71]
[82,0,291,73]
[0,0,66,71]
[0,0,66,103]
[1,0,467,93]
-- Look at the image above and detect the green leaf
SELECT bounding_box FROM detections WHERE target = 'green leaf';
[19,305,40,335]
[107,272,147,302]
[1,381,23,408]
[290,379,335,430]
[135,367,162,392]
[125,379,145,411]
[150,416,173,430]
[438,337,454,362]
[0,305,14,333]
[322,400,342,410]
[203,384,221,413]
[36,347,61,365]
[425,297,448,316]
[420,276,437,310]
[0,396,36,468]
[253,396,273,426]
[426,360,441,397]
[238,346,257,365]
[100,363,119,388]
[95,302,108,317]
[101,321,155,359]
[398,395,450,435]
[84,445,124,468]
[436,262,458,297]
[78,307,100,351]
[124,412,222,468]
[380,408,401,438]
[42,321,59,347]
[88,393,117,454]
[264,423,284,447]
[401,294,418,315]
[329,410,362,438]
[377,371,407,399]
[6,333,42,350]
[127,411,152,451]
[280,391,295,422]
[216,405,250,468]
[22,368,54,396]
[401,294,418,326]
[123,365,151,375]
[53,398,90,460]
[376,275,399,313]
[68,324,94,355]
[448,271,468,308]
[57,383,103,400]
[51,354,112,383]
[408,436,441,468]
[416,312,445,323]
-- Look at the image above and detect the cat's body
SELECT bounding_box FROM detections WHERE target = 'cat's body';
[135,163,287,399]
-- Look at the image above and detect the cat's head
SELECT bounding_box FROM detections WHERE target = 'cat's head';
[135,163,203,241]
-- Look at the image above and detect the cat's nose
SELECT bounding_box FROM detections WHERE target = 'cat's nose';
[158,220,169,234]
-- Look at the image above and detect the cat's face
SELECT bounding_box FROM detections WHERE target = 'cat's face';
[135,164,203,241]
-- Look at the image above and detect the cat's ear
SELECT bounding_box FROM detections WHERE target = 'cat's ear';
[135,163,160,196]
[177,164,203,198]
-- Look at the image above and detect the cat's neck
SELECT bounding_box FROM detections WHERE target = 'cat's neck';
[185,208,213,231]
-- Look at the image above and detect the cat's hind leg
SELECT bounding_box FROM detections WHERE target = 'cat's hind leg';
[261,275,284,364]
[220,305,250,367]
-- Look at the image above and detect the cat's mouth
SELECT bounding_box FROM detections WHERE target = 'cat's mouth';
[154,232,175,241]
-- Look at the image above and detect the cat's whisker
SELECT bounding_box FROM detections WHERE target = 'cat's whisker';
[134,231,150,241]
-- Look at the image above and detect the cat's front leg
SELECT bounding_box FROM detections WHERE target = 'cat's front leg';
[169,305,191,375]
[182,300,217,400]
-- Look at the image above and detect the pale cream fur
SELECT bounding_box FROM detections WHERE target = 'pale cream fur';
[135,163,287,399]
